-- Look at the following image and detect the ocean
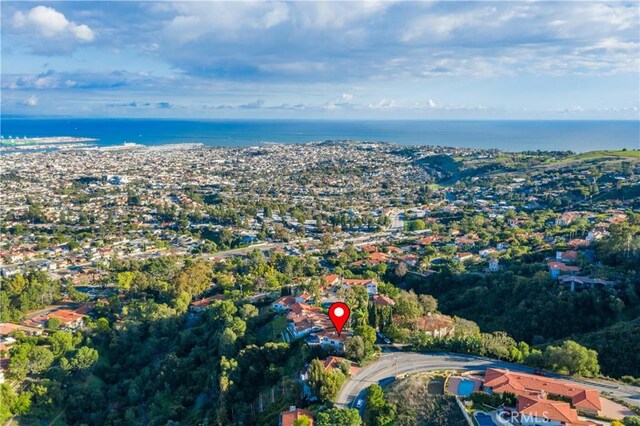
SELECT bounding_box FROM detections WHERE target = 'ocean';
[1,118,638,152]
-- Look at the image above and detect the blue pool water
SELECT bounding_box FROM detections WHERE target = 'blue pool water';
[475,413,496,426]
[458,379,475,396]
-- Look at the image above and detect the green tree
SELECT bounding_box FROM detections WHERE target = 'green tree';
[70,346,99,370]
[394,290,423,320]
[93,317,111,335]
[345,336,366,362]
[28,346,54,374]
[49,331,74,356]
[219,327,238,357]
[366,384,396,426]
[294,415,312,426]
[316,408,362,426]
[366,384,385,411]
[307,359,325,397]
[116,271,136,292]
[624,416,640,426]
[418,294,438,313]
[45,317,62,331]
[372,402,396,426]
[355,324,377,355]
[407,219,426,231]
[319,370,346,401]
[172,290,192,313]
[174,260,212,297]
[543,340,600,376]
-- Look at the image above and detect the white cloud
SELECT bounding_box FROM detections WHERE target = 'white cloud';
[342,93,354,102]
[69,23,95,42]
[368,98,397,109]
[323,101,339,111]
[427,99,437,108]
[24,95,39,106]
[263,3,289,29]
[564,106,584,112]
[13,6,94,42]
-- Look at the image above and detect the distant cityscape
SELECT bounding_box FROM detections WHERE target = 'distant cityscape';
[1,140,639,425]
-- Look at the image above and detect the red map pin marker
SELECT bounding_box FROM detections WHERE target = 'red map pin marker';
[328,302,350,335]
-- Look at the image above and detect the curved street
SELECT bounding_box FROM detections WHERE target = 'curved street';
[335,352,640,412]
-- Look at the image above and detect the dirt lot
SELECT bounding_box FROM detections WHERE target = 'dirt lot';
[385,372,467,426]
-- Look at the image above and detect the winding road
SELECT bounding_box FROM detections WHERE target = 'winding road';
[335,352,640,412]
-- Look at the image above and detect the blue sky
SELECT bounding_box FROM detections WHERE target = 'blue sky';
[1,1,639,119]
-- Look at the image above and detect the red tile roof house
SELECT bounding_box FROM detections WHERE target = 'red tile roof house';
[386,246,404,254]
[272,296,298,312]
[26,309,87,330]
[0,323,43,337]
[312,330,351,353]
[556,250,578,262]
[189,295,224,312]
[279,407,314,426]
[342,279,378,297]
[324,274,342,288]
[548,261,580,279]
[284,303,332,342]
[367,252,392,265]
[516,396,598,426]
[414,314,455,338]
[373,294,396,307]
[483,368,601,425]
[320,356,358,376]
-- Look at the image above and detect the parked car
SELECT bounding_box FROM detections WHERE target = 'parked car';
[355,399,364,409]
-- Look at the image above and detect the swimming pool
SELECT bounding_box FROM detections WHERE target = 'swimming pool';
[475,413,496,426]
[457,379,475,396]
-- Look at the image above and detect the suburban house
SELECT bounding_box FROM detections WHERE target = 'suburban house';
[272,295,298,312]
[279,407,314,426]
[283,303,332,342]
[517,396,598,426]
[548,261,580,279]
[317,330,350,352]
[479,247,498,257]
[401,254,419,267]
[0,323,44,337]
[324,274,342,288]
[366,251,392,265]
[25,309,87,330]
[189,295,223,312]
[558,275,616,292]
[483,368,601,426]
[320,356,357,375]
[455,252,475,263]
[556,212,582,227]
[413,313,454,338]
[342,278,378,297]
[556,251,578,262]
[373,294,396,307]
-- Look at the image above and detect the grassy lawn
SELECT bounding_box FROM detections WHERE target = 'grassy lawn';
[256,315,288,344]
[549,150,640,166]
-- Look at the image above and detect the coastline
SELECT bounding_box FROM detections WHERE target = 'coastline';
[1,119,638,153]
